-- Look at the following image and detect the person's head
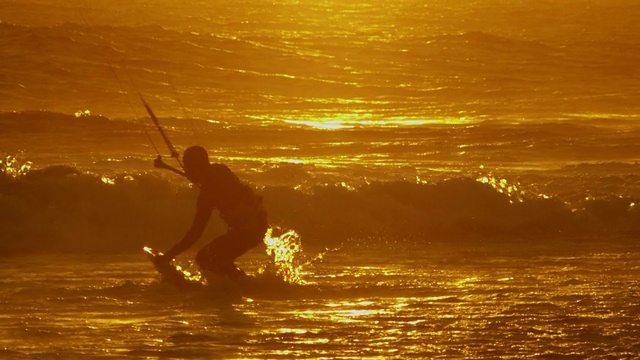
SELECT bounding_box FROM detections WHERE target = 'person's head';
[183,145,210,182]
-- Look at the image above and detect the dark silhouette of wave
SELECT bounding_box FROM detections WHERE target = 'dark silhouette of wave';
[2,164,639,255]
[0,110,136,133]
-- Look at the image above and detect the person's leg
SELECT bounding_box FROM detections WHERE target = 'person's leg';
[196,232,240,278]
[196,210,268,279]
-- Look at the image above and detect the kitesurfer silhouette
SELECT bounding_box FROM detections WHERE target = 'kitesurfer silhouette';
[154,145,268,279]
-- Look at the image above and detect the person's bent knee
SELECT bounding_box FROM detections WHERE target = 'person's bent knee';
[195,249,211,270]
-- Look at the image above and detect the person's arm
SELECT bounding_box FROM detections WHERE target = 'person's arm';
[162,205,213,260]
[154,155,187,178]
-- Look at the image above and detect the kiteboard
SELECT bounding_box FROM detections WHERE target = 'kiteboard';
[143,246,294,299]
[143,246,204,290]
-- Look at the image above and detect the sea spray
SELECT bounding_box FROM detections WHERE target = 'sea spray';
[0,154,32,178]
[144,228,312,288]
[261,227,306,284]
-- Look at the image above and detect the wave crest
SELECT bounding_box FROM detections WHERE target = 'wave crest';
[2,164,639,254]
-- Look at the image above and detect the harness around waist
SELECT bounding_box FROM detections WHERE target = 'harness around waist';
[223,196,265,230]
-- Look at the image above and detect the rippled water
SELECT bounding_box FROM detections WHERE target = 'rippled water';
[2,1,640,358]
[2,245,639,358]
[2,0,639,122]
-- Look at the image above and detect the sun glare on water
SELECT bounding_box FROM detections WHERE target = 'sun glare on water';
[282,115,472,129]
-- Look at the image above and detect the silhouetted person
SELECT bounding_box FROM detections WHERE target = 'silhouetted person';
[154,146,268,279]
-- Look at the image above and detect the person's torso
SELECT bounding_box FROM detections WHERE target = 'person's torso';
[197,163,259,227]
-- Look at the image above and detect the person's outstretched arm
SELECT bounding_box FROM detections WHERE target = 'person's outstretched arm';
[154,155,187,178]
[162,205,213,261]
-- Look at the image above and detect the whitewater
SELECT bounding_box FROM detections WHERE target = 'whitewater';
[2,0,640,358]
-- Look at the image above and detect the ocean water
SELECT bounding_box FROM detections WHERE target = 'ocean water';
[1,0,639,122]
[2,248,640,359]
[2,0,640,358]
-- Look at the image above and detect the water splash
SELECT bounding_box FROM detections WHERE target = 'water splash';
[143,247,207,287]
[476,174,525,203]
[0,154,32,178]
[477,173,556,203]
[261,227,306,284]
[74,109,91,118]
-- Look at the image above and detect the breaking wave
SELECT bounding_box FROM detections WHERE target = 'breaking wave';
[2,159,639,255]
